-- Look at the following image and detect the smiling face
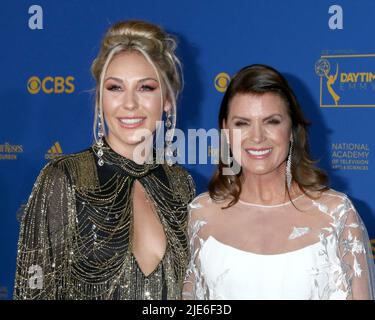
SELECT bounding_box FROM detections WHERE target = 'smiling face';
[223,92,292,178]
[102,50,171,158]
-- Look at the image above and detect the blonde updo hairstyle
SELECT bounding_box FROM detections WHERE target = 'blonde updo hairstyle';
[91,20,182,142]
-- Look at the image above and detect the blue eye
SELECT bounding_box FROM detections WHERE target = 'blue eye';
[107,85,122,91]
[140,85,156,91]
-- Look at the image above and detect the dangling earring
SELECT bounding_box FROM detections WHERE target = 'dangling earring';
[286,138,293,190]
[165,112,174,166]
[97,112,104,166]
[220,130,233,176]
[226,134,232,168]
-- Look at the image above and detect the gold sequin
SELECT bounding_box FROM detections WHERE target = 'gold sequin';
[14,143,195,300]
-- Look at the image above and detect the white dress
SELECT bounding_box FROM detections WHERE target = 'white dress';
[183,190,375,300]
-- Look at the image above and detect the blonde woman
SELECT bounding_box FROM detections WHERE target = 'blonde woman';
[14,20,195,300]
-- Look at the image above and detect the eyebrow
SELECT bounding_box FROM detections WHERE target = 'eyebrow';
[231,114,283,121]
[104,76,159,83]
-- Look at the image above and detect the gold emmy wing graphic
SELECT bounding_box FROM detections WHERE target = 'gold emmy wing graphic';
[315,59,341,106]
[324,64,340,106]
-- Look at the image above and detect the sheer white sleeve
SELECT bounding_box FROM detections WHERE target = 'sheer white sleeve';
[182,199,209,300]
[336,197,375,299]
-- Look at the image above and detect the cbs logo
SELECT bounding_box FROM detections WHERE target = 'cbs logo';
[214,72,230,93]
[27,76,75,94]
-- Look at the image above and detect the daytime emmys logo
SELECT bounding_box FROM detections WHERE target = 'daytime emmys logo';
[315,54,375,107]
[109,121,242,176]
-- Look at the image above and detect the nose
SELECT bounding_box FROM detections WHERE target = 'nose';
[122,90,138,110]
[250,122,265,144]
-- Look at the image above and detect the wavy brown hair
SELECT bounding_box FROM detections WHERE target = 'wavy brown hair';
[208,64,329,208]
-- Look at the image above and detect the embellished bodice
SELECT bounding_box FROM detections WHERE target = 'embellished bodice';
[14,142,195,300]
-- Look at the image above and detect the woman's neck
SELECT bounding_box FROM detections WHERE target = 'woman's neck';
[239,165,299,205]
[106,135,154,164]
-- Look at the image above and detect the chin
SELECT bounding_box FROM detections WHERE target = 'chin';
[122,137,148,146]
[241,164,272,175]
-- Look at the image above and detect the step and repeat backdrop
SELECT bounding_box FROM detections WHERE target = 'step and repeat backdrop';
[1,0,375,299]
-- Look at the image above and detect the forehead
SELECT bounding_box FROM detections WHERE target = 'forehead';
[228,92,289,118]
[105,51,157,78]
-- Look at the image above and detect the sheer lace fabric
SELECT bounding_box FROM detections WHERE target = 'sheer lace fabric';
[183,190,375,300]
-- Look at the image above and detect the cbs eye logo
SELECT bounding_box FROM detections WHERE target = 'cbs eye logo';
[27,76,75,94]
[214,72,231,93]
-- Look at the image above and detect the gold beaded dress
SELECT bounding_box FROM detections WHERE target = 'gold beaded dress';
[14,140,195,300]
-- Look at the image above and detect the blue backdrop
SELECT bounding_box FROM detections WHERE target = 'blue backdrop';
[1,0,375,300]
